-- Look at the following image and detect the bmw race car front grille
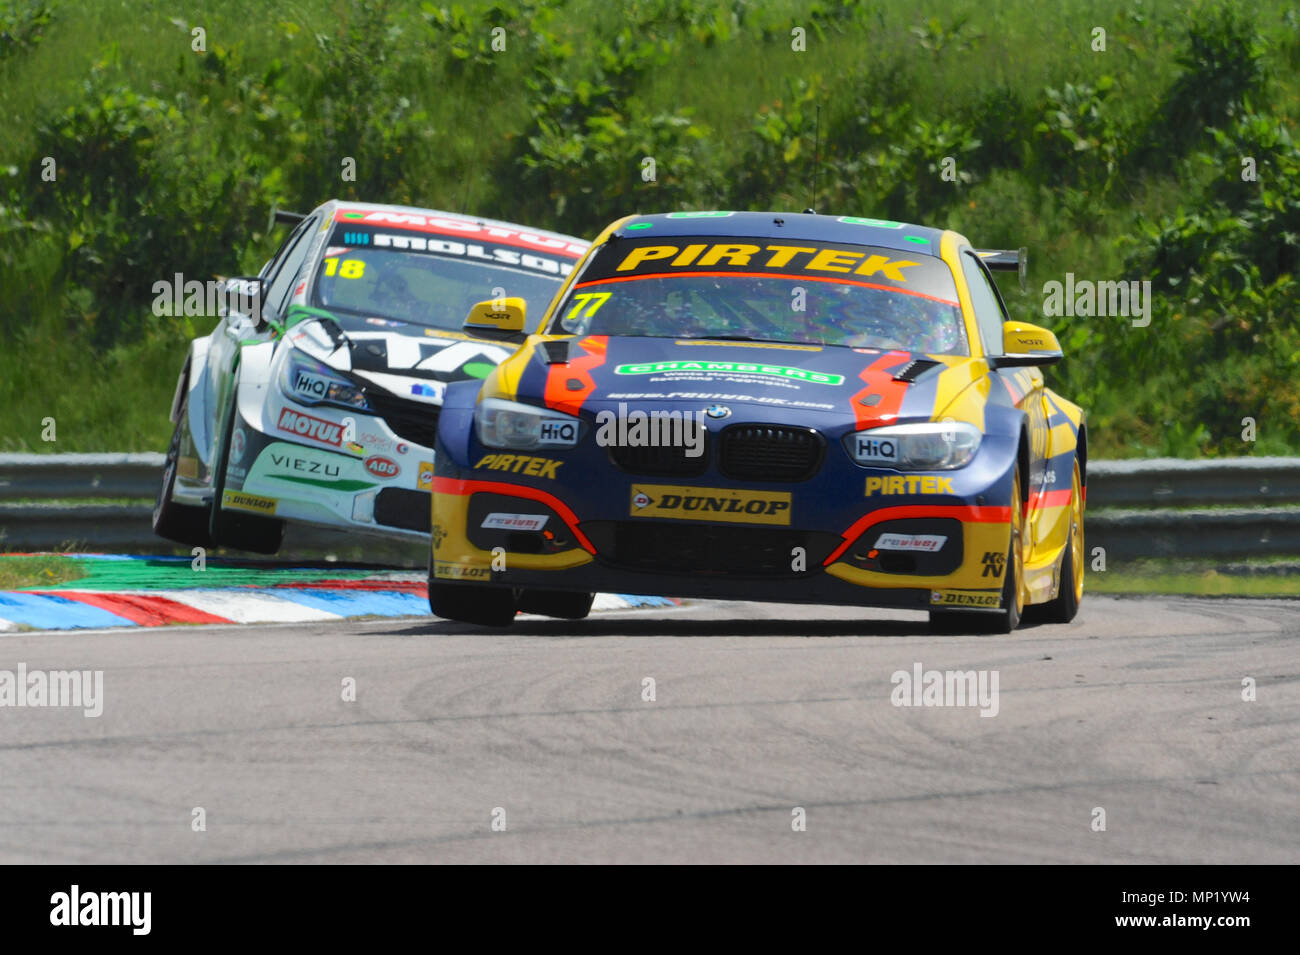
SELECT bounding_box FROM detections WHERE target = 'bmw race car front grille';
[607,438,710,478]
[362,389,440,449]
[718,425,824,482]
[581,522,841,577]
[374,488,430,532]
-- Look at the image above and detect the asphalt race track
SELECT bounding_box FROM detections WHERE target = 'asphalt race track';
[1,595,1297,864]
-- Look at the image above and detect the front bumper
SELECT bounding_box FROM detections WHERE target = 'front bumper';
[222,401,437,539]
[430,415,1019,610]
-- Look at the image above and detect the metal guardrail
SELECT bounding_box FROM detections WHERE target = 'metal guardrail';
[0,503,157,552]
[1,454,1298,561]
[1086,456,1300,508]
[1083,458,1300,560]
[0,453,165,500]
[1087,506,1300,561]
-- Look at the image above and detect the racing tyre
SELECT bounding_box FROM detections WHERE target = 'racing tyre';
[1036,460,1084,624]
[516,589,595,620]
[930,465,1025,635]
[209,382,285,555]
[427,578,518,626]
[153,382,213,548]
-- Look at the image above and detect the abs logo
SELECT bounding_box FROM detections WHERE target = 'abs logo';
[854,434,898,464]
[364,455,400,479]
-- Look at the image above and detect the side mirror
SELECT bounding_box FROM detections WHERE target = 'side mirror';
[464,297,527,342]
[220,276,268,327]
[990,321,1063,367]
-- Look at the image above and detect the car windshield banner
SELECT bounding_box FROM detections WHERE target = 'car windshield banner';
[576,236,960,303]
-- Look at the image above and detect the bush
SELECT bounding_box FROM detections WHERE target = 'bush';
[1133,3,1268,168]
[0,0,52,59]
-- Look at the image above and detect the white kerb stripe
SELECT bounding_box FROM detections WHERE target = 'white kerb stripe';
[114,589,343,624]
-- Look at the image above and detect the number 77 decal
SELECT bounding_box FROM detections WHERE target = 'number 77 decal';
[566,292,612,319]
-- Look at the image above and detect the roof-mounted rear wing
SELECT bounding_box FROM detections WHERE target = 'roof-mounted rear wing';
[976,247,1029,292]
[267,206,306,231]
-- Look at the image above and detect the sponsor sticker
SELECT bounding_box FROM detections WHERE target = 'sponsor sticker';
[353,429,395,453]
[410,382,445,400]
[865,475,955,496]
[252,443,376,492]
[338,210,587,258]
[853,434,898,464]
[930,590,1001,608]
[472,454,562,479]
[269,452,340,478]
[417,461,435,491]
[364,455,400,479]
[481,513,549,532]
[434,562,492,580]
[604,391,836,411]
[537,419,579,445]
[221,490,277,515]
[609,242,920,282]
[875,533,947,553]
[230,428,246,464]
[614,361,844,386]
[629,484,792,526]
[568,239,964,313]
[290,369,331,401]
[277,408,343,447]
[981,551,1006,578]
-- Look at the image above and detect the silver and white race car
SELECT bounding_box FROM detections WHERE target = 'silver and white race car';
[153,200,589,553]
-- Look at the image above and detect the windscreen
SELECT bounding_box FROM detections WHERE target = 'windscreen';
[312,222,573,330]
[549,236,968,354]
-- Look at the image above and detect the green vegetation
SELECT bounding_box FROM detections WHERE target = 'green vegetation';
[2,0,1298,456]
[1088,559,1300,596]
[0,553,85,589]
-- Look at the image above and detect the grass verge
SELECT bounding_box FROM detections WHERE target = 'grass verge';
[1088,559,1300,597]
[0,554,86,590]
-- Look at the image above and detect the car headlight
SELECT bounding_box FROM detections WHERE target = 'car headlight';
[475,398,582,450]
[280,351,368,410]
[844,421,982,470]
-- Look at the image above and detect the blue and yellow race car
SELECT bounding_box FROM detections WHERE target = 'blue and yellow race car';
[428,211,1086,632]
